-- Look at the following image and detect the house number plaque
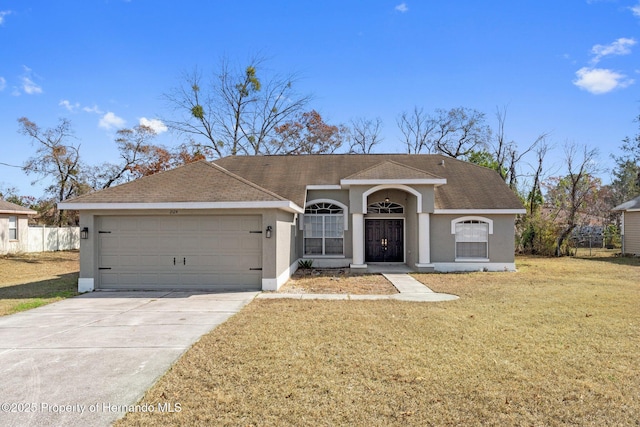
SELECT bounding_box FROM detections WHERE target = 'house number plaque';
[169,210,179,215]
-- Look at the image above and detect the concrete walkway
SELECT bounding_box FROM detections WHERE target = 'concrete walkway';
[258,273,459,302]
[0,290,258,427]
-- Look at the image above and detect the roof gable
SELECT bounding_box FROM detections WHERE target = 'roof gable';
[342,160,445,182]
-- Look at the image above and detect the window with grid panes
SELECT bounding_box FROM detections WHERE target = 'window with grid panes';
[455,220,489,259]
[8,216,17,240]
[304,202,344,255]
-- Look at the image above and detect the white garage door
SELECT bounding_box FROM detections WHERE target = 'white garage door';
[97,215,262,290]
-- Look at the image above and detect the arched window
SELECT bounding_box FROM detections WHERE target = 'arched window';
[453,218,491,259]
[304,202,344,256]
[367,201,404,214]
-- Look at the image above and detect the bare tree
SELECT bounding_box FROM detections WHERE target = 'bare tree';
[18,117,83,226]
[348,117,383,154]
[92,125,158,189]
[527,141,550,214]
[431,107,491,158]
[163,55,312,157]
[545,142,600,256]
[488,105,550,190]
[397,107,435,154]
[397,106,491,158]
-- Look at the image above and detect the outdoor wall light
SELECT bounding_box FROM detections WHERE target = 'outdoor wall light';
[80,227,89,239]
[266,225,273,238]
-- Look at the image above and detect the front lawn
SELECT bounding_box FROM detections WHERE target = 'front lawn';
[117,254,639,426]
[0,251,79,316]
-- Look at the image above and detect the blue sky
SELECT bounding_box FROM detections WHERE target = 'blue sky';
[1,0,639,197]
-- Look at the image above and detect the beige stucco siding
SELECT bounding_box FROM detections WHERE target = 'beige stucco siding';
[275,210,297,279]
[623,211,640,255]
[0,215,30,254]
[430,214,516,263]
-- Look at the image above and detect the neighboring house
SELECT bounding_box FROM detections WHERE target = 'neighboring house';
[58,154,526,292]
[613,195,640,255]
[0,200,37,255]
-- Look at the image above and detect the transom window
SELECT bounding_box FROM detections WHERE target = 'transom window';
[367,201,404,214]
[8,216,17,240]
[455,220,489,259]
[304,202,344,256]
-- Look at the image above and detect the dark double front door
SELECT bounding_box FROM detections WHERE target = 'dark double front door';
[365,219,404,262]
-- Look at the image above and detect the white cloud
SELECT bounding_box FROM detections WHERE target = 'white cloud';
[0,77,5,91]
[573,67,634,94]
[631,2,640,17]
[99,112,126,130]
[591,37,636,63]
[395,3,408,13]
[21,76,42,94]
[59,99,80,112]
[0,10,11,25]
[83,104,103,114]
[139,117,168,134]
[19,66,43,95]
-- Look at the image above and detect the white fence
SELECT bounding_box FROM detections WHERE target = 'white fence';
[27,226,80,253]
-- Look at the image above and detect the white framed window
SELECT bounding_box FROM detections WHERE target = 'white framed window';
[8,216,18,240]
[452,216,493,260]
[367,201,404,214]
[304,202,344,256]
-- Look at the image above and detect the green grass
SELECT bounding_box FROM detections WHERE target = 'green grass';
[0,274,79,315]
[10,298,52,313]
[0,251,79,316]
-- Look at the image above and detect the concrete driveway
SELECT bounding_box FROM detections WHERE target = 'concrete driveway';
[0,290,258,427]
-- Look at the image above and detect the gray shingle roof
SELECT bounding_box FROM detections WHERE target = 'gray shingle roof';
[61,154,524,211]
[215,154,524,210]
[64,160,286,204]
[613,195,640,211]
[0,200,37,215]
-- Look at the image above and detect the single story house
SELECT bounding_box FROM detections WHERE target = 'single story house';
[613,195,640,255]
[58,154,526,292]
[0,200,37,255]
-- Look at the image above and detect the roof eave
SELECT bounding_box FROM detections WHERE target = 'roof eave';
[340,178,447,187]
[57,201,304,214]
[433,209,526,214]
[0,209,37,215]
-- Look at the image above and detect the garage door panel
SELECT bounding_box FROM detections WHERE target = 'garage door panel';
[179,217,202,232]
[242,216,261,229]
[200,217,221,231]
[148,273,181,286]
[99,236,120,251]
[242,235,262,249]
[222,234,261,251]
[100,255,120,267]
[178,238,207,252]
[97,215,262,290]
[99,272,118,287]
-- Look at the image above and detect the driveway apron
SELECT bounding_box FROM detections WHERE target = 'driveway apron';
[0,290,258,427]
